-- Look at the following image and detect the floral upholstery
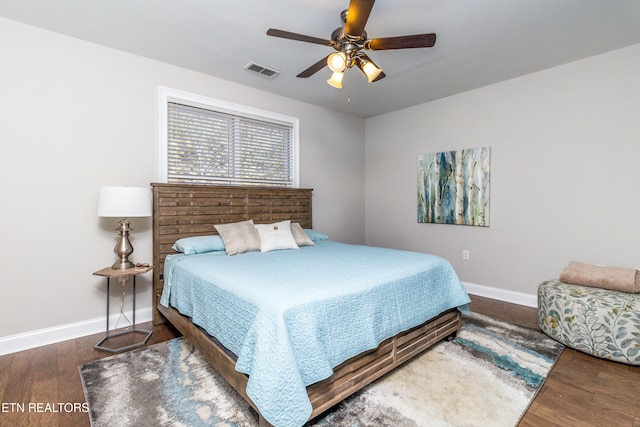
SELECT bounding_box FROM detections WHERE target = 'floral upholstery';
[538,279,640,365]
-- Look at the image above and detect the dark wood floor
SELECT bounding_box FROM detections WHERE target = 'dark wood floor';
[0,295,637,427]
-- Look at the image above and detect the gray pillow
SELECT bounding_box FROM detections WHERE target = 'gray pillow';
[290,222,315,247]
[214,220,261,256]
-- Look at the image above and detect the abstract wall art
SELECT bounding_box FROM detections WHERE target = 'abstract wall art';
[417,146,490,226]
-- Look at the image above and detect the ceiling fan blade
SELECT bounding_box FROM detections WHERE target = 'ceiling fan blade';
[297,55,330,78]
[267,28,332,46]
[344,0,375,36]
[355,53,386,82]
[367,33,436,50]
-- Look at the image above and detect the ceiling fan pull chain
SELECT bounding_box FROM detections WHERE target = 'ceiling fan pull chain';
[346,68,351,103]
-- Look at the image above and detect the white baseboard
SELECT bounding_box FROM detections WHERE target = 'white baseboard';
[0,308,152,356]
[462,281,537,308]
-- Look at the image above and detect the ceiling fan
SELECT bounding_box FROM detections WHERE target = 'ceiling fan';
[266,0,436,89]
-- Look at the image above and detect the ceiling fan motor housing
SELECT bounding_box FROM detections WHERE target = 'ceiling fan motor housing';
[331,29,367,68]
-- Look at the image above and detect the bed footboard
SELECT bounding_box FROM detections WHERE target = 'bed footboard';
[307,308,460,419]
[158,303,461,426]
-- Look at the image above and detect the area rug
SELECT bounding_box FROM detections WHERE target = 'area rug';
[79,312,563,427]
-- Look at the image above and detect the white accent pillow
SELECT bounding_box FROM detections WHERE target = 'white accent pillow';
[214,220,261,256]
[254,220,299,252]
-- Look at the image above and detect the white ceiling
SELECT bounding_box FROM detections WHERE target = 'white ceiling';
[2,0,640,118]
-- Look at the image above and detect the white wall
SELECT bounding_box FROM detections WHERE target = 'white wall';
[0,18,365,349]
[365,43,640,301]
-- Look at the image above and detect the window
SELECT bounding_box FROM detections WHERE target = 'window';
[159,87,299,187]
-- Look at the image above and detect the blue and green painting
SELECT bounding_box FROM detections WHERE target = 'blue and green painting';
[417,147,490,226]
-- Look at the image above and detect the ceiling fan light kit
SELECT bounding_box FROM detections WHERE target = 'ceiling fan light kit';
[266,0,436,90]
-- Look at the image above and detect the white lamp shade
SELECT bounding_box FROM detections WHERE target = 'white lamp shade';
[97,186,152,217]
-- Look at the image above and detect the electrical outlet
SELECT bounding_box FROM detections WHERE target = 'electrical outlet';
[462,250,470,261]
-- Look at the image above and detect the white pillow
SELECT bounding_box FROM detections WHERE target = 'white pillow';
[254,220,299,252]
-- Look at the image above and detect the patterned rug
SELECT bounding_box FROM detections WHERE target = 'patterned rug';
[79,312,563,427]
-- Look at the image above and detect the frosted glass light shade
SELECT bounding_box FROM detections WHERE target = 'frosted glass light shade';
[327,52,347,72]
[97,186,152,218]
[362,61,382,83]
[327,71,344,89]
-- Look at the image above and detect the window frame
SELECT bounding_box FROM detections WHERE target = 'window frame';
[158,86,300,187]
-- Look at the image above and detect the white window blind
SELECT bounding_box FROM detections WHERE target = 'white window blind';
[167,101,295,187]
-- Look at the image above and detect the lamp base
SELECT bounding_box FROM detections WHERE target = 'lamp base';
[111,218,135,270]
[112,259,135,270]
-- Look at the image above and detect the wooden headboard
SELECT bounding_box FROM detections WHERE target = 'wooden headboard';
[151,183,313,325]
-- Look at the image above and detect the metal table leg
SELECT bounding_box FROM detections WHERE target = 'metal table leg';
[95,275,152,352]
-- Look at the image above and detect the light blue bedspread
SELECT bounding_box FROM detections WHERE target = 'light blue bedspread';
[160,241,470,427]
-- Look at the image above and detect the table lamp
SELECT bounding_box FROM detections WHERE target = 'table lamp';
[98,186,152,270]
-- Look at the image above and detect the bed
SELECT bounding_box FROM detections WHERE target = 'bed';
[151,183,471,427]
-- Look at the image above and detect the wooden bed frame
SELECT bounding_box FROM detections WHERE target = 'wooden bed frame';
[151,182,462,426]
